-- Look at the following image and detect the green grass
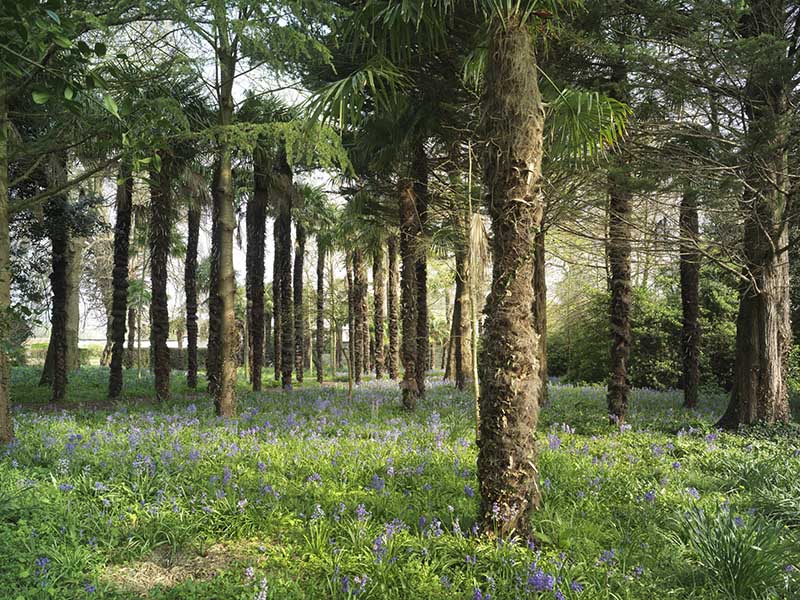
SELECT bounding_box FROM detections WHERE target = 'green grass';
[1,368,798,599]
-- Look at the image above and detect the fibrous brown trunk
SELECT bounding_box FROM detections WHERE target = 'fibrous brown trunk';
[246,152,268,391]
[109,164,133,398]
[346,253,355,383]
[272,230,282,380]
[315,244,325,383]
[413,142,429,395]
[207,163,222,397]
[387,236,399,380]
[149,158,172,402]
[0,89,11,442]
[533,227,548,405]
[373,245,386,378]
[453,249,470,390]
[265,309,273,366]
[679,189,700,409]
[274,151,294,389]
[476,16,544,537]
[399,184,420,409]
[353,249,366,383]
[294,221,305,382]
[185,204,200,389]
[718,0,792,428]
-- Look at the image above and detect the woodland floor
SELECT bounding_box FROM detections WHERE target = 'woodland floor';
[2,368,800,599]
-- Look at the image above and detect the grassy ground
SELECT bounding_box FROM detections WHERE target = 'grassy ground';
[2,368,799,599]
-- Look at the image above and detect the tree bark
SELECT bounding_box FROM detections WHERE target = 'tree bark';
[294,221,305,382]
[265,309,273,366]
[373,245,386,378]
[718,0,792,428]
[274,151,294,389]
[246,152,268,391]
[413,141,429,395]
[65,235,83,371]
[679,189,700,409]
[399,183,420,409]
[476,16,544,537]
[0,90,12,442]
[272,228,282,381]
[346,253,355,384]
[109,164,133,398]
[387,235,399,380]
[453,248,470,390]
[207,163,222,397]
[315,244,325,383]
[185,204,200,389]
[125,307,136,369]
[533,227,548,405]
[149,158,172,402]
[353,249,367,383]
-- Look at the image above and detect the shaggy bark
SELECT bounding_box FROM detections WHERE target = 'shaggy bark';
[274,151,294,389]
[43,194,69,401]
[265,309,273,366]
[109,164,133,398]
[353,249,366,383]
[149,158,172,402]
[718,0,792,428]
[272,228,282,381]
[346,254,355,381]
[246,153,268,391]
[294,221,306,382]
[185,204,200,389]
[679,189,700,409]
[373,245,386,378]
[413,142,429,394]
[387,235,400,380]
[0,89,10,442]
[316,244,325,383]
[476,16,544,537]
[452,248,471,390]
[399,184,420,409]
[206,164,222,397]
[533,227,548,405]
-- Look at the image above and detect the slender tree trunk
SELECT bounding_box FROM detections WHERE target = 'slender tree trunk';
[413,142,429,394]
[718,1,792,427]
[294,221,306,382]
[272,229,282,381]
[185,204,200,389]
[373,245,386,378]
[207,163,222,397]
[533,227,548,405]
[265,309,273,366]
[0,90,13,442]
[477,16,544,537]
[346,253,355,382]
[353,249,367,383]
[453,249,468,390]
[125,307,136,369]
[274,151,294,389]
[65,236,83,371]
[399,184,420,408]
[109,164,133,398]
[315,244,325,383]
[246,152,268,391]
[679,189,700,408]
[387,235,399,380]
[149,158,172,402]
[44,195,69,401]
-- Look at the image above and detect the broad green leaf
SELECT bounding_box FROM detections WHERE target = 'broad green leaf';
[63,86,74,100]
[32,91,50,104]
[103,94,120,118]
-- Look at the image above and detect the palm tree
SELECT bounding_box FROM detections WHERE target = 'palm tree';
[293,219,306,383]
[386,235,400,380]
[247,145,269,391]
[108,163,134,398]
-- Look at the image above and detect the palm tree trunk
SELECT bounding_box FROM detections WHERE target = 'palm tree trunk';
[533,227,548,405]
[265,309,273,366]
[476,15,545,537]
[272,229,282,381]
[207,163,222,397]
[353,249,366,383]
[453,249,468,390]
[399,183,420,409]
[125,307,136,368]
[373,245,386,378]
[315,244,325,383]
[274,151,294,389]
[387,235,399,380]
[0,89,13,442]
[346,253,355,384]
[413,141,429,395]
[679,189,700,409]
[109,164,133,398]
[185,204,200,389]
[247,153,268,391]
[294,221,306,382]
[149,158,172,402]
